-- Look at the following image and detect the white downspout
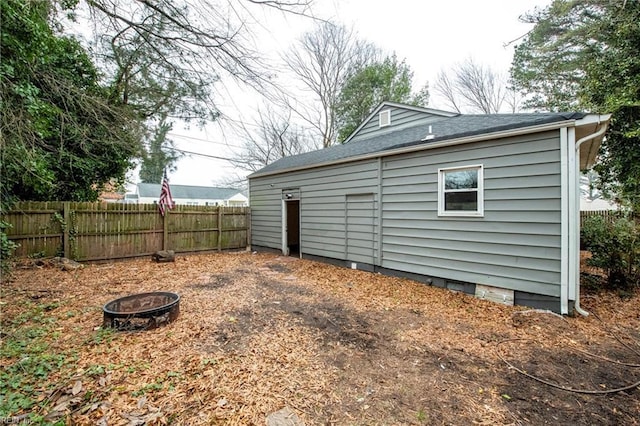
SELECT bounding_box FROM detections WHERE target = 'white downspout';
[573,122,609,316]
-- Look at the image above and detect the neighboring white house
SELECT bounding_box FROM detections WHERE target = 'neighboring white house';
[129,183,248,206]
[579,171,618,211]
[580,197,618,211]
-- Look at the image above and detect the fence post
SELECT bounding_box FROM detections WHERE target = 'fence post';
[163,209,169,250]
[217,207,223,251]
[63,202,70,258]
[246,208,251,249]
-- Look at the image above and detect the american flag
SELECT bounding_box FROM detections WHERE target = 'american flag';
[158,173,174,216]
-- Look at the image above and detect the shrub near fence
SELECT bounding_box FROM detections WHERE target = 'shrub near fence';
[2,202,250,261]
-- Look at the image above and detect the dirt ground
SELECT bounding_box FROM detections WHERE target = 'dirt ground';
[1,251,640,425]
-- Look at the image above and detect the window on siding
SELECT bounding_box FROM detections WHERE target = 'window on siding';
[438,165,484,217]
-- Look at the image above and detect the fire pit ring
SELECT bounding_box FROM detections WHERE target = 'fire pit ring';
[102,291,180,331]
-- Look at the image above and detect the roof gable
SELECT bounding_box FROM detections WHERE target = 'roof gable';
[342,101,458,144]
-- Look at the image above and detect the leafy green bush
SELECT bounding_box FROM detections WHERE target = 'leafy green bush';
[1,220,18,274]
[581,214,640,289]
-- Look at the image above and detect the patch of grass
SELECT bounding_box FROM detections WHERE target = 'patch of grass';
[126,361,151,374]
[27,251,46,259]
[201,358,219,366]
[132,381,164,396]
[129,370,185,397]
[91,327,116,345]
[0,302,76,420]
[13,303,58,326]
[85,364,106,377]
[165,370,184,392]
[40,302,60,312]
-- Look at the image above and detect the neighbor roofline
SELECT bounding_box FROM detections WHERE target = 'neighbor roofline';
[249,119,578,179]
[342,101,458,144]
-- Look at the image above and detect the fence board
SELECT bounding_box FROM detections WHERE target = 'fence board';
[3,202,250,261]
[580,210,637,228]
[3,204,64,258]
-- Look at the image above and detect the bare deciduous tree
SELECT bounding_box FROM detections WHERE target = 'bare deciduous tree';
[86,0,314,118]
[212,172,249,192]
[503,83,523,114]
[283,22,378,147]
[229,105,314,172]
[433,71,462,113]
[81,0,317,182]
[434,58,519,114]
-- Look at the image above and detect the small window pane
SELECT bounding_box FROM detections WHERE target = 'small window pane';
[444,170,478,190]
[444,192,478,211]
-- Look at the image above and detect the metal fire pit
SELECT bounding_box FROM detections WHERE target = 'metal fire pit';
[103,291,180,331]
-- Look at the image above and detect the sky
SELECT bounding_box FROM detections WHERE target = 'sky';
[143,0,551,189]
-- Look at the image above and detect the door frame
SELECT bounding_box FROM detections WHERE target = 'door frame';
[281,199,289,256]
[281,189,301,257]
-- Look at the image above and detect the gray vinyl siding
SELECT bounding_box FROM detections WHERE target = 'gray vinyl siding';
[250,128,564,298]
[248,185,282,249]
[346,194,376,264]
[250,160,379,259]
[380,130,562,297]
[349,106,444,143]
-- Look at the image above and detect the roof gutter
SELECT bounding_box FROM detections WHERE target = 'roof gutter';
[572,118,610,317]
[249,119,577,179]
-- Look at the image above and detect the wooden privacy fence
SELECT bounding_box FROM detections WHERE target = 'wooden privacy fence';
[580,210,638,228]
[3,202,250,261]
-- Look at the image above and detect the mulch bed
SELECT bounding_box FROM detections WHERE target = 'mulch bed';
[1,251,639,425]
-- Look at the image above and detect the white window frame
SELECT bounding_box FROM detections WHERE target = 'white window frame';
[437,164,484,217]
[379,110,391,127]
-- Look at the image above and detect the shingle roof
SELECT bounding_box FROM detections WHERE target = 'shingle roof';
[250,112,585,177]
[137,183,243,200]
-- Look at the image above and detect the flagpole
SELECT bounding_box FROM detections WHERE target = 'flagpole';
[159,169,174,250]
[163,203,169,250]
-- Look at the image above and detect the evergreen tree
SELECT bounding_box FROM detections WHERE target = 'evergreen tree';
[335,55,429,142]
[139,118,181,183]
[510,0,640,209]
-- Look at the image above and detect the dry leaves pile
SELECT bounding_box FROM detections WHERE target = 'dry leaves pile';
[1,251,639,425]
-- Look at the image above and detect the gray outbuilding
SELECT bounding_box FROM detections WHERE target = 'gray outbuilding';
[248,102,611,314]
